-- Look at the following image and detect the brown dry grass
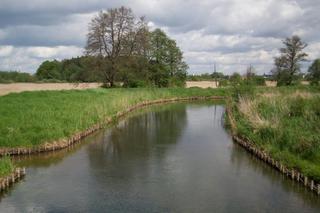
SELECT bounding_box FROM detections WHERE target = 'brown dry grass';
[238,97,271,129]
[0,83,102,96]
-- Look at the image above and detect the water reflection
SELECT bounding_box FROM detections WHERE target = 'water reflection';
[230,143,320,209]
[0,101,319,213]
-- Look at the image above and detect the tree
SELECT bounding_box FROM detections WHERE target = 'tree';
[229,72,242,85]
[149,29,188,87]
[273,35,308,86]
[36,60,62,80]
[85,6,148,87]
[308,59,320,85]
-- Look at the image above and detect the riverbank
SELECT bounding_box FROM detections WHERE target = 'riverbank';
[0,157,25,191]
[0,88,226,151]
[228,86,320,187]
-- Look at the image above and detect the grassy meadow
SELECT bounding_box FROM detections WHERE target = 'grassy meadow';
[230,86,320,181]
[0,87,226,148]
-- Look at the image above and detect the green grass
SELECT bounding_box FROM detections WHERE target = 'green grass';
[0,87,226,148]
[231,86,320,181]
[0,157,14,178]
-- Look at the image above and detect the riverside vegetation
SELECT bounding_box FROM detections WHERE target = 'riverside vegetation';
[2,85,320,184]
[0,157,14,177]
[229,85,320,181]
[1,5,320,192]
[0,87,225,149]
[0,87,226,177]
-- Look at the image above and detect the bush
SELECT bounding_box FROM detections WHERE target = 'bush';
[252,76,265,86]
[126,79,148,88]
[219,79,229,87]
[231,82,256,101]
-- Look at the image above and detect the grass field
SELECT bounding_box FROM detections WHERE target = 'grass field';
[230,86,320,181]
[0,87,226,148]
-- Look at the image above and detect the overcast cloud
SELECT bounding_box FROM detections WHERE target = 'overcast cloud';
[0,0,319,74]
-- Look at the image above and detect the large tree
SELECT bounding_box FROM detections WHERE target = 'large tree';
[85,6,148,87]
[273,35,308,86]
[149,29,188,87]
[308,59,320,85]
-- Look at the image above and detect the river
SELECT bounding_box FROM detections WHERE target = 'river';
[1,102,319,212]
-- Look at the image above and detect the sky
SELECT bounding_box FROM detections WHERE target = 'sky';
[0,0,319,75]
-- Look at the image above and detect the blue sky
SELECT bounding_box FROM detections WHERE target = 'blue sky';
[0,0,319,75]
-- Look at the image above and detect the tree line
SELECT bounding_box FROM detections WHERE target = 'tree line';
[190,35,320,87]
[36,7,188,87]
[3,7,320,87]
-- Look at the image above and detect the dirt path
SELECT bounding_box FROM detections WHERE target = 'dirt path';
[186,81,219,88]
[0,83,102,96]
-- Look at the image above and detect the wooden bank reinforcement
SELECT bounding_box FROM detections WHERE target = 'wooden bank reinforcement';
[0,96,223,157]
[226,105,320,196]
[0,167,26,192]
[0,96,222,192]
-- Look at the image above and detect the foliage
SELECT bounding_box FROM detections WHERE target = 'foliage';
[308,59,320,85]
[244,66,265,86]
[231,87,320,181]
[218,79,229,87]
[0,71,36,83]
[36,60,62,80]
[229,72,242,85]
[85,7,148,87]
[187,72,226,81]
[273,36,308,86]
[148,29,187,87]
[36,57,103,82]
[0,157,14,177]
[84,7,187,88]
[0,88,226,148]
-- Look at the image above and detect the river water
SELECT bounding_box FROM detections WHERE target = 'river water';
[0,102,320,212]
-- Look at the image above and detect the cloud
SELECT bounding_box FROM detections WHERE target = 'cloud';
[0,0,319,74]
[0,46,83,72]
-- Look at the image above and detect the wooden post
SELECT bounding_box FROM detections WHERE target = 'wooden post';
[297,173,300,182]
[291,170,295,180]
[311,180,314,191]
[304,176,308,186]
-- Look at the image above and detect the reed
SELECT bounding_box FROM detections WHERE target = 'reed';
[231,86,320,181]
[0,87,226,148]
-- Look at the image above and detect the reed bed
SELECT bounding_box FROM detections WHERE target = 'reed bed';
[231,87,320,181]
[0,87,226,148]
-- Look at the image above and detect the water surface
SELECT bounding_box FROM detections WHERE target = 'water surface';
[1,102,320,212]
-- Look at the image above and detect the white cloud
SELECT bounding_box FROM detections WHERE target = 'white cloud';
[0,0,319,74]
[0,46,83,72]
[0,46,13,57]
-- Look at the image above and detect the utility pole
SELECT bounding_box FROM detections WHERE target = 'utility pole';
[214,62,218,88]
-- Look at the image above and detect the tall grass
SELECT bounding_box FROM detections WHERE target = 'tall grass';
[232,86,320,181]
[0,157,14,177]
[0,87,226,148]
